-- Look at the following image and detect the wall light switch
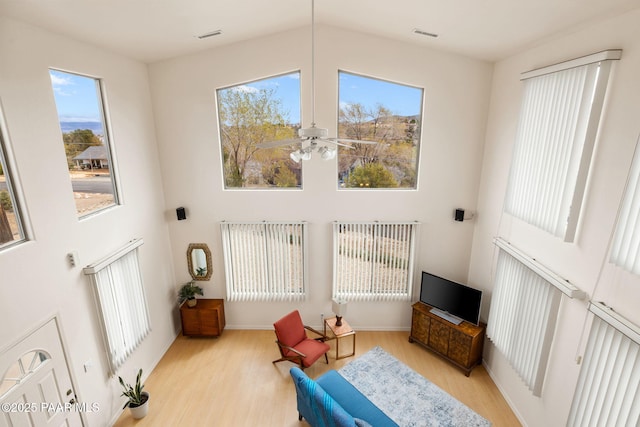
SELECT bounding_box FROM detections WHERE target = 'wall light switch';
[67,251,79,268]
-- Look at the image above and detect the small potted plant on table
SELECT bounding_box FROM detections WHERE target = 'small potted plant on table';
[118,369,149,419]
[178,280,204,307]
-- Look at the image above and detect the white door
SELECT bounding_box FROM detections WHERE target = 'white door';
[0,317,84,427]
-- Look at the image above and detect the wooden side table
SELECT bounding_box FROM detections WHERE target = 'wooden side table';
[324,317,356,360]
[180,298,225,337]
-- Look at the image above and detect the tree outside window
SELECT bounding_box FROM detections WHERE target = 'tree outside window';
[338,71,423,189]
[217,72,301,189]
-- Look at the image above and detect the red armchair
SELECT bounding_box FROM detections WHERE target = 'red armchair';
[273,310,330,369]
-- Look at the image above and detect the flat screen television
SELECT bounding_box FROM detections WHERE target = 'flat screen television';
[419,271,482,325]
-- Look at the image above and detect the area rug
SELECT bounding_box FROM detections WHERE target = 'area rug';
[338,346,491,427]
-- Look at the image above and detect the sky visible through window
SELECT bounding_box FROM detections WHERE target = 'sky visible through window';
[49,70,103,134]
[49,69,117,216]
[237,72,422,124]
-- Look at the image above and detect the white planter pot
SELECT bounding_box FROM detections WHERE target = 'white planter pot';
[129,392,149,419]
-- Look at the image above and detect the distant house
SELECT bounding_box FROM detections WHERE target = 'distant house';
[73,145,109,170]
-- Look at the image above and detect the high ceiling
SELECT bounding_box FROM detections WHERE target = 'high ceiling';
[1,0,639,63]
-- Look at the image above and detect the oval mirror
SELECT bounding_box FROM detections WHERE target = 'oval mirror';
[187,243,212,281]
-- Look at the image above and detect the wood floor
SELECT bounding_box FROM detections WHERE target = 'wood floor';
[113,330,520,426]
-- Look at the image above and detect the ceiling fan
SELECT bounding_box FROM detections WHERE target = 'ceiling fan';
[257,0,377,162]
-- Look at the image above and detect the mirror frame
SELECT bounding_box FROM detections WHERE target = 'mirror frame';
[187,243,212,281]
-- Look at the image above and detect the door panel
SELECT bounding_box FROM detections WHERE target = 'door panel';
[0,318,83,427]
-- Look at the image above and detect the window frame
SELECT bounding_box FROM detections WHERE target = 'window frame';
[0,100,29,251]
[215,71,303,190]
[332,221,419,301]
[504,50,621,242]
[83,238,150,374]
[336,70,424,191]
[49,69,121,218]
[220,221,308,302]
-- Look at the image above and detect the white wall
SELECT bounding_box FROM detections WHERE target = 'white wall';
[0,18,177,426]
[148,25,493,331]
[468,8,640,427]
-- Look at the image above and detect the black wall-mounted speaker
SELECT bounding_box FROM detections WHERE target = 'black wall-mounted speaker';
[454,208,465,222]
[176,207,186,221]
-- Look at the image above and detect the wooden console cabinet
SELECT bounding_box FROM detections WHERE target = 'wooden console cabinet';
[180,299,225,337]
[409,302,485,376]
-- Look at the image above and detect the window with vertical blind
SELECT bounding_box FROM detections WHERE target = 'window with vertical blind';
[487,249,562,396]
[505,50,621,242]
[83,238,150,374]
[610,134,640,275]
[332,221,418,301]
[567,302,640,426]
[220,221,307,301]
[488,239,585,396]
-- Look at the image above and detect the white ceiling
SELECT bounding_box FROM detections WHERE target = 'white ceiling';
[1,0,639,63]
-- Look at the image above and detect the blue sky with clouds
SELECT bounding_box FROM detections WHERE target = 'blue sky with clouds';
[49,70,102,123]
[50,69,423,130]
[223,70,423,126]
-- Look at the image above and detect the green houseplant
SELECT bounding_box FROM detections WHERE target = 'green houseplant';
[118,369,149,419]
[178,281,204,307]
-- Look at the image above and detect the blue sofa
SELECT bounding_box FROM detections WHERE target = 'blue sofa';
[290,367,399,427]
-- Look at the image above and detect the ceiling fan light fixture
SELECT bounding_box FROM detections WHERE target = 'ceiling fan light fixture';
[319,146,336,160]
[299,126,328,138]
[290,150,302,163]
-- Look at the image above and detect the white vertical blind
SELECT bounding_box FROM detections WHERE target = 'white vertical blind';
[83,238,150,374]
[220,221,307,302]
[505,50,620,242]
[332,221,418,301]
[568,302,640,426]
[487,249,562,396]
[610,135,640,275]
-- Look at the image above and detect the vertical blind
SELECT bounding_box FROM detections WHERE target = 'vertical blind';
[221,221,307,302]
[333,221,418,301]
[487,249,562,396]
[505,50,620,242]
[83,238,150,374]
[610,134,640,275]
[567,302,640,426]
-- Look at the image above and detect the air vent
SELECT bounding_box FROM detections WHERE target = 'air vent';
[197,30,223,39]
[412,28,438,38]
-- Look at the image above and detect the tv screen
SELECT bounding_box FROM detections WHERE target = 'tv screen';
[419,271,482,325]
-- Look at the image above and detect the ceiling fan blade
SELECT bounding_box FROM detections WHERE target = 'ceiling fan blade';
[327,137,378,145]
[256,138,302,149]
[316,138,355,149]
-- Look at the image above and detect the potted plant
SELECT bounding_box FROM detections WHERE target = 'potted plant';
[178,281,204,307]
[118,369,149,419]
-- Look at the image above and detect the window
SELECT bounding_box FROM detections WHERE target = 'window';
[504,50,621,241]
[610,134,640,275]
[49,70,119,217]
[83,239,150,373]
[333,221,418,301]
[220,221,307,301]
[216,72,302,189]
[568,302,640,426]
[0,107,27,250]
[337,71,423,189]
[488,239,585,396]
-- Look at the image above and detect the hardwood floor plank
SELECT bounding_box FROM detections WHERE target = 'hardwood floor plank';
[113,330,520,426]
